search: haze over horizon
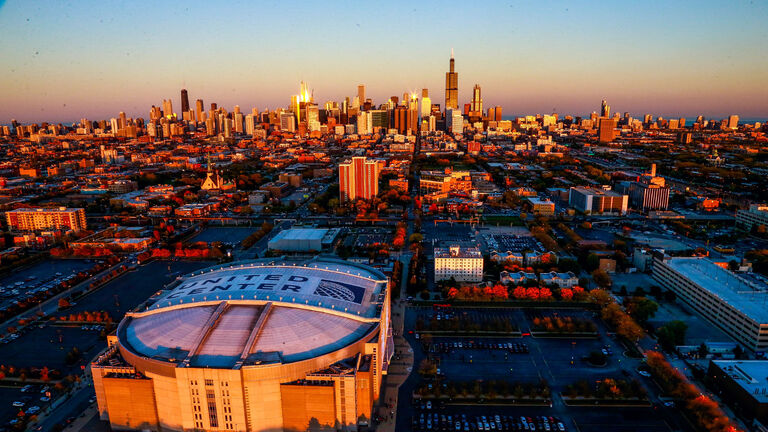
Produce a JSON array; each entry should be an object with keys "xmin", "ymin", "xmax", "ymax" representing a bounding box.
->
[{"xmin": 1, "ymin": 0, "xmax": 767, "ymax": 124}]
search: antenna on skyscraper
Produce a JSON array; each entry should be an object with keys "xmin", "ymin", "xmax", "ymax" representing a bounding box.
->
[{"xmin": 451, "ymin": 47, "xmax": 454, "ymax": 59}]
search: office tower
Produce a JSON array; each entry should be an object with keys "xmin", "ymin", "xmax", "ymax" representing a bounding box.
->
[
  {"xmin": 233, "ymin": 111, "xmax": 244, "ymax": 134},
  {"xmin": 180, "ymin": 89, "xmax": 189, "ymax": 114},
  {"xmin": 445, "ymin": 49, "xmax": 458, "ymax": 110},
  {"xmin": 339, "ymin": 156, "xmax": 380, "ymax": 202},
  {"xmin": 728, "ymin": 115, "xmax": 739, "ymax": 129},
  {"xmin": 118, "ymin": 111, "xmax": 127, "ymax": 129},
  {"xmin": 162, "ymin": 99, "xmax": 173, "ymax": 118},
  {"xmin": 600, "ymin": 99, "xmax": 610, "ymax": 118},
  {"xmin": 245, "ymin": 114, "xmax": 255, "ymax": 136},
  {"xmin": 421, "ymin": 89, "xmax": 431, "ymax": 117},
  {"xmin": 598, "ymin": 118, "xmax": 617, "ymax": 143},
  {"xmin": 210, "ymin": 102, "xmax": 217, "ymax": 111},
  {"xmin": 371, "ymin": 110, "xmax": 388, "ymax": 130},
  {"xmin": 407, "ymin": 97, "xmax": 419, "ymax": 135},
  {"xmin": 470, "ymin": 84, "xmax": 483, "ymax": 115},
  {"xmin": 280, "ymin": 112, "xmax": 296, "ymax": 132},
  {"xmin": 356, "ymin": 111, "xmax": 372, "ymax": 135},
  {"xmin": 492, "ymin": 106, "xmax": 502, "ymax": 122},
  {"xmin": 306, "ymin": 103, "xmax": 320, "ymax": 131},
  {"xmin": 393, "ymin": 106, "xmax": 408, "ymax": 134},
  {"xmin": 358, "ymin": 85, "xmax": 365, "ymax": 108},
  {"xmin": 446, "ymin": 108, "xmax": 463, "ymax": 135},
  {"xmin": 195, "ymin": 99, "xmax": 204, "ymax": 122},
  {"xmin": 110, "ymin": 118, "xmax": 118, "ymax": 134}
]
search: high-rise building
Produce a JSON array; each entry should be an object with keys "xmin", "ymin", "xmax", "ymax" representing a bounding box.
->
[
  {"xmin": 407, "ymin": 96, "xmax": 418, "ymax": 135},
  {"xmin": 118, "ymin": 111, "xmax": 127, "ymax": 129},
  {"xmin": 195, "ymin": 99, "xmax": 204, "ymax": 123},
  {"xmin": 600, "ymin": 99, "xmax": 610, "ymax": 118},
  {"xmin": 357, "ymin": 84, "xmax": 365, "ymax": 108},
  {"xmin": 393, "ymin": 106, "xmax": 408, "ymax": 134},
  {"xmin": 420, "ymin": 88, "xmax": 431, "ymax": 118},
  {"xmin": 279, "ymin": 112, "xmax": 296, "ymax": 132},
  {"xmin": 356, "ymin": 111, "xmax": 372, "ymax": 135},
  {"xmin": 728, "ymin": 115, "xmax": 739, "ymax": 130},
  {"xmin": 598, "ymin": 117, "xmax": 617, "ymax": 143},
  {"xmin": 470, "ymin": 84, "xmax": 483, "ymax": 115},
  {"xmin": 487, "ymin": 106, "xmax": 502, "ymax": 122},
  {"xmin": 445, "ymin": 49, "xmax": 458, "ymax": 111},
  {"xmin": 245, "ymin": 114, "xmax": 256, "ymax": 136},
  {"xmin": 180, "ymin": 89, "xmax": 189, "ymax": 114},
  {"xmin": 446, "ymin": 108, "xmax": 463, "ymax": 135},
  {"xmin": 162, "ymin": 99, "xmax": 173, "ymax": 118},
  {"xmin": 339, "ymin": 156, "xmax": 380, "ymax": 202}
]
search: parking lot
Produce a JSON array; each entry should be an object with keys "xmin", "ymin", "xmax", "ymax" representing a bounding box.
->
[
  {"xmin": 189, "ymin": 226, "xmax": 261, "ymax": 245},
  {"xmin": 0, "ymin": 258, "xmax": 93, "ymax": 312},
  {"xmin": 0, "ymin": 260, "xmax": 209, "ymax": 428},
  {"xmin": 398, "ymin": 305, "xmax": 689, "ymax": 432}
]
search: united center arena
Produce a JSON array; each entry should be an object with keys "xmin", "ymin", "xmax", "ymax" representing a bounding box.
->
[{"xmin": 92, "ymin": 258, "xmax": 393, "ymax": 432}]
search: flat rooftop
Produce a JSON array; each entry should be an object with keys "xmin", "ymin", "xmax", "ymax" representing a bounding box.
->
[
  {"xmin": 666, "ymin": 257, "xmax": 768, "ymax": 323},
  {"xmin": 712, "ymin": 360, "xmax": 768, "ymax": 403}
]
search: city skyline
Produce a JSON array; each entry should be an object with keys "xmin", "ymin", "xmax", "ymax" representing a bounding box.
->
[{"xmin": 1, "ymin": 0, "xmax": 767, "ymax": 123}]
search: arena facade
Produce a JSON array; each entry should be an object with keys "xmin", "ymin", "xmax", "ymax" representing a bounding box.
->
[{"xmin": 92, "ymin": 258, "xmax": 393, "ymax": 432}]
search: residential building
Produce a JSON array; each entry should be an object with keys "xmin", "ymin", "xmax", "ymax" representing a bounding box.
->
[
  {"xmin": 434, "ymin": 245, "xmax": 483, "ymax": 283},
  {"xmin": 6, "ymin": 207, "xmax": 86, "ymax": 233},
  {"xmin": 339, "ymin": 157, "xmax": 380, "ymax": 202}
]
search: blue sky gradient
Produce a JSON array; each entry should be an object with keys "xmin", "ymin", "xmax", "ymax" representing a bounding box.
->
[{"xmin": 1, "ymin": 0, "xmax": 766, "ymax": 123}]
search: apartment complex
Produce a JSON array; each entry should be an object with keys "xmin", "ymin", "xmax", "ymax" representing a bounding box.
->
[
  {"xmin": 5, "ymin": 207, "xmax": 87, "ymax": 233},
  {"xmin": 434, "ymin": 245, "xmax": 483, "ymax": 283},
  {"xmin": 652, "ymin": 254, "xmax": 768, "ymax": 351},
  {"xmin": 339, "ymin": 156, "xmax": 380, "ymax": 202}
]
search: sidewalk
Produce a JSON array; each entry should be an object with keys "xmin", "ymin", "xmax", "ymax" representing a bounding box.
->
[{"xmin": 377, "ymin": 297, "xmax": 415, "ymax": 432}]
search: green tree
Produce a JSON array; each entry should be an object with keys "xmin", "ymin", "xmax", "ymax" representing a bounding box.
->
[
  {"xmin": 409, "ymin": 233, "xmax": 424, "ymax": 243},
  {"xmin": 657, "ymin": 320, "xmax": 688, "ymax": 352},
  {"xmin": 591, "ymin": 269, "xmax": 612, "ymax": 288},
  {"xmin": 624, "ymin": 296, "xmax": 659, "ymax": 325}
]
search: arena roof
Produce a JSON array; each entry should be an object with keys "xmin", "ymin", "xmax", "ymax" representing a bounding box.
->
[{"xmin": 118, "ymin": 258, "xmax": 388, "ymax": 368}]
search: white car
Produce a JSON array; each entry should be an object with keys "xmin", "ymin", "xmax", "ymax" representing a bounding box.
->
[
  {"xmin": 638, "ymin": 370, "xmax": 651, "ymax": 377},
  {"xmin": 12, "ymin": 401, "xmax": 24, "ymax": 407}
]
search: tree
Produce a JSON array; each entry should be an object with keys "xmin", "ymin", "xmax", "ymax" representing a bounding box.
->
[
  {"xmin": 588, "ymin": 289, "xmax": 612, "ymax": 307},
  {"xmin": 624, "ymin": 296, "xmax": 658, "ymax": 325},
  {"xmin": 57, "ymin": 298, "xmax": 71, "ymax": 310},
  {"xmin": 409, "ymin": 233, "xmax": 423, "ymax": 243},
  {"xmin": 591, "ymin": 269, "xmax": 612, "ymax": 288},
  {"xmin": 657, "ymin": 320, "xmax": 688, "ymax": 352}
]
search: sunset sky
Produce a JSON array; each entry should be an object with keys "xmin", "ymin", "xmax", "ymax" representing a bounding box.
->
[{"xmin": 1, "ymin": 0, "xmax": 767, "ymax": 123}]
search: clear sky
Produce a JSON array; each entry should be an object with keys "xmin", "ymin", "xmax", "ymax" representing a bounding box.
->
[{"xmin": 1, "ymin": 0, "xmax": 767, "ymax": 124}]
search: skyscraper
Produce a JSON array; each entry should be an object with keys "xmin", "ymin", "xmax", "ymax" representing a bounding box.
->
[
  {"xmin": 600, "ymin": 99, "xmax": 610, "ymax": 118},
  {"xmin": 195, "ymin": 99, "xmax": 204, "ymax": 122},
  {"xmin": 470, "ymin": 84, "xmax": 482, "ymax": 116},
  {"xmin": 421, "ymin": 88, "xmax": 431, "ymax": 118},
  {"xmin": 339, "ymin": 156, "xmax": 380, "ymax": 202},
  {"xmin": 162, "ymin": 99, "xmax": 173, "ymax": 118},
  {"xmin": 180, "ymin": 89, "xmax": 189, "ymax": 114},
  {"xmin": 358, "ymin": 84, "xmax": 366, "ymax": 107},
  {"xmin": 445, "ymin": 49, "xmax": 458, "ymax": 111}
]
